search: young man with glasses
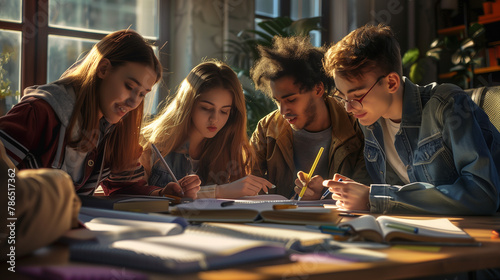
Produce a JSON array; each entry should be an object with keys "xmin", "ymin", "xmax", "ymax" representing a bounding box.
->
[
  {"xmin": 323, "ymin": 24, "xmax": 500, "ymax": 215},
  {"xmin": 249, "ymin": 36, "xmax": 371, "ymax": 200}
]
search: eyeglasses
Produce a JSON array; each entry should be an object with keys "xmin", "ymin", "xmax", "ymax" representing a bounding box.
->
[{"xmin": 334, "ymin": 75, "xmax": 386, "ymax": 110}]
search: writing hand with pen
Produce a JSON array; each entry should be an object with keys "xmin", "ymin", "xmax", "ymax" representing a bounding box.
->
[
  {"xmin": 151, "ymin": 174, "xmax": 201, "ymax": 200},
  {"xmin": 323, "ymin": 174, "xmax": 370, "ymax": 211},
  {"xmin": 150, "ymin": 144, "xmax": 200, "ymax": 200},
  {"xmin": 293, "ymin": 146, "xmax": 324, "ymax": 201},
  {"xmin": 294, "ymin": 172, "xmax": 325, "ymax": 200}
]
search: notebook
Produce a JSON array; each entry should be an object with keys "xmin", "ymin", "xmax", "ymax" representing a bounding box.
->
[
  {"xmin": 70, "ymin": 227, "xmax": 287, "ymax": 274},
  {"xmin": 79, "ymin": 206, "xmax": 188, "ymax": 227},
  {"xmin": 338, "ymin": 215, "xmax": 476, "ymax": 244},
  {"xmin": 171, "ymin": 199, "xmax": 340, "ymax": 225},
  {"xmin": 197, "ymin": 222, "xmax": 334, "ymax": 251},
  {"xmin": 79, "ymin": 194, "xmax": 173, "ymax": 213}
]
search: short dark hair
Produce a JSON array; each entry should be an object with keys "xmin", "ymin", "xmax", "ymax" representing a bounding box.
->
[
  {"xmin": 250, "ymin": 36, "xmax": 334, "ymax": 98},
  {"xmin": 324, "ymin": 24, "xmax": 402, "ymax": 81}
]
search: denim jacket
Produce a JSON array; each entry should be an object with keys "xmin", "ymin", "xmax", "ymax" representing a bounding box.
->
[
  {"xmin": 363, "ymin": 77, "xmax": 500, "ymax": 215},
  {"xmin": 148, "ymin": 142, "xmax": 217, "ymax": 198}
]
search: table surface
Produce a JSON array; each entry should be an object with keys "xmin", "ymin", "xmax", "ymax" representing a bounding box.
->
[{"xmin": 2, "ymin": 213, "xmax": 500, "ymax": 280}]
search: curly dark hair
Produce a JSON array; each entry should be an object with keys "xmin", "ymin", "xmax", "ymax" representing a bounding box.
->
[{"xmin": 250, "ymin": 36, "xmax": 334, "ymax": 98}]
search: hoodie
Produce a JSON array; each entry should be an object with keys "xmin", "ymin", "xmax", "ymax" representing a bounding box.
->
[{"xmin": 0, "ymin": 81, "xmax": 159, "ymax": 195}]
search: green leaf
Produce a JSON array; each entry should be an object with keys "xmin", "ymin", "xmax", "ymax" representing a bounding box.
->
[
  {"xmin": 288, "ymin": 17, "xmax": 322, "ymax": 36},
  {"xmin": 409, "ymin": 60, "xmax": 424, "ymax": 84},
  {"xmin": 402, "ymin": 47, "xmax": 419, "ymax": 68}
]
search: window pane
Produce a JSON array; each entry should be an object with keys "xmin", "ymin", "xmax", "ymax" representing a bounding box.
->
[
  {"xmin": 0, "ymin": 0, "xmax": 22, "ymax": 22},
  {"xmin": 144, "ymin": 46, "xmax": 160, "ymax": 117},
  {"xmin": 47, "ymin": 35, "xmax": 97, "ymax": 83},
  {"xmin": 49, "ymin": 0, "xmax": 159, "ymax": 39},
  {"xmin": 291, "ymin": 0, "xmax": 321, "ymax": 20},
  {"xmin": 255, "ymin": 0, "xmax": 280, "ymax": 18},
  {"xmin": 0, "ymin": 29, "xmax": 21, "ymax": 115}
]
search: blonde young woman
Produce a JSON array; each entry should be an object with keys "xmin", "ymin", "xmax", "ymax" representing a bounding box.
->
[
  {"xmin": 141, "ymin": 60, "xmax": 273, "ymax": 198},
  {"xmin": 0, "ymin": 29, "xmax": 196, "ymax": 198}
]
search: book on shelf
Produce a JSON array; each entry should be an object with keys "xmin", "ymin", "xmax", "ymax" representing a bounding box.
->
[
  {"xmin": 170, "ymin": 198, "xmax": 340, "ymax": 225},
  {"xmin": 78, "ymin": 194, "xmax": 173, "ymax": 213},
  {"xmin": 70, "ymin": 226, "xmax": 287, "ymax": 274},
  {"xmin": 338, "ymin": 215, "xmax": 476, "ymax": 244}
]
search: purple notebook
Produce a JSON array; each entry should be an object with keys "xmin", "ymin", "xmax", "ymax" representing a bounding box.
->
[{"xmin": 18, "ymin": 265, "xmax": 148, "ymax": 280}]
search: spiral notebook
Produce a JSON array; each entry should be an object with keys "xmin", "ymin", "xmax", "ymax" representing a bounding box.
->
[{"xmin": 171, "ymin": 198, "xmax": 340, "ymax": 224}]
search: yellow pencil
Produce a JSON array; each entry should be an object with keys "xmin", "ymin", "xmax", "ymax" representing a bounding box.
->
[{"xmin": 298, "ymin": 147, "xmax": 324, "ymax": 201}]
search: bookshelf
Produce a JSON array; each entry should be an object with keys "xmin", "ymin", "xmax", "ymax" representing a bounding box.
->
[{"xmin": 436, "ymin": 0, "xmax": 500, "ymax": 87}]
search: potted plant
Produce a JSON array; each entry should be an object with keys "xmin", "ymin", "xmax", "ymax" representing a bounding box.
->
[
  {"xmin": 0, "ymin": 52, "xmax": 20, "ymax": 116},
  {"xmin": 402, "ymin": 23, "xmax": 486, "ymax": 89},
  {"xmin": 226, "ymin": 16, "xmax": 322, "ymax": 135}
]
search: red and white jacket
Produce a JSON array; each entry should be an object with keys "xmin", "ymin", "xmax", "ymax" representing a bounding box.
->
[{"xmin": 0, "ymin": 82, "xmax": 160, "ymax": 195}]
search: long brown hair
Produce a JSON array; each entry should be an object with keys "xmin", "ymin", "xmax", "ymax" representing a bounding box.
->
[
  {"xmin": 142, "ymin": 60, "xmax": 252, "ymax": 185},
  {"xmin": 59, "ymin": 29, "xmax": 162, "ymax": 172}
]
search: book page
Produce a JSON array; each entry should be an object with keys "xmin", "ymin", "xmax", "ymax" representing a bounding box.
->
[
  {"xmin": 174, "ymin": 199, "xmax": 276, "ymax": 211},
  {"xmin": 376, "ymin": 216, "xmax": 474, "ymax": 243},
  {"xmin": 338, "ymin": 215, "xmax": 384, "ymax": 242},
  {"xmin": 84, "ymin": 218, "xmax": 184, "ymax": 244},
  {"xmin": 79, "ymin": 206, "xmax": 188, "ymax": 227},
  {"xmin": 237, "ymin": 194, "xmax": 290, "ymax": 201}
]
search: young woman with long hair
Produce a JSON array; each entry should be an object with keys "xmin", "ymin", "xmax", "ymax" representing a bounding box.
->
[
  {"xmin": 141, "ymin": 60, "xmax": 273, "ymax": 198},
  {"xmin": 0, "ymin": 29, "xmax": 197, "ymax": 198}
]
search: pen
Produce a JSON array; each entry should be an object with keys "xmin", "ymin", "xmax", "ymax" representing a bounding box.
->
[
  {"xmin": 151, "ymin": 143, "xmax": 184, "ymax": 196},
  {"xmin": 318, "ymin": 225, "xmax": 351, "ymax": 235},
  {"xmin": 221, "ymin": 201, "xmax": 235, "ymax": 207},
  {"xmin": 320, "ymin": 178, "xmax": 342, "ymax": 200},
  {"xmin": 298, "ymin": 147, "xmax": 324, "ymax": 201},
  {"xmin": 385, "ymin": 222, "xmax": 419, "ymax": 234}
]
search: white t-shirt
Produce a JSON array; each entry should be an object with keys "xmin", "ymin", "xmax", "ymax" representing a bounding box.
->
[{"xmin": 380, "ymin": 118, "xmax": 410, "ymax": 185}]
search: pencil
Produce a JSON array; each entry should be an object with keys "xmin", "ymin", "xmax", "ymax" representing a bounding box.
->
[
  {"xmin": 298, "ymin": 147, "xmax": 324, "ymax": 201},
  {"xmin": 151, "ymin": 143, "xmax": 184, "ymax": 196}
]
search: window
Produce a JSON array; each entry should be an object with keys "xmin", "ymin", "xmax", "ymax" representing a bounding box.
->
[
  {"xmin": 0, "ymin": 1, "xmax": 22, "ymax": 113},
  {"xmin": 254, "ymin": 0, "xmax": 323, "ymax": 47},
  {"xmin": 0, "ymin": 0, "xmax": 168, "ymax": 115}
]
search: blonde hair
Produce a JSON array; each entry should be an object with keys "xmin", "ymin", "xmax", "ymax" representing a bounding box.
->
[
  {"xmin": 142, "ymin": 60, "xmax": 252, "ymax": 185},
  {"xmin": 59, "ymin": 29, "xmax": 162, "ymax": 172}
]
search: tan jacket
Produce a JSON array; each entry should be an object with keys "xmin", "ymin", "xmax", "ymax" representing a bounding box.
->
[
  {"xmin": 0, "ymin": 142, "xmax": 81, "ymax": 259},
  {"xmin": 250, "ymin": 96, "xmax": 371, "ymax": 198}
]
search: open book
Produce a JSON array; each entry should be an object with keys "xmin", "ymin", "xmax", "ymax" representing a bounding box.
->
[
  {"xmin": 70, "ymin": 226, "xmax": 287, "ymax": 274},
  {"xmin": 338, "ymin": 215, "xmax": 476, "ymax": 244},
  {"xmin": 79, "ymin": 194, "xmax": 173, "ymax": 213},
  {"xmin": 171, "ymin": 199, "xmax": 340, "ymax": 225}
]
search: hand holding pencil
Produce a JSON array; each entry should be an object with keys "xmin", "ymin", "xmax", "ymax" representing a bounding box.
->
[
  {"xmin": 151, "ymin": 144, "xmax": 200, "ymax": 199},
  {"xmin": 294, "ymin": 147, "xmax": 325, "ymax": 200}
]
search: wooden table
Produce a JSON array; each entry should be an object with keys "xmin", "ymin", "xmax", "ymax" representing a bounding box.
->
[{"xmin": 2, "ymin": 214, "xmax": 500, "ymax": 280}]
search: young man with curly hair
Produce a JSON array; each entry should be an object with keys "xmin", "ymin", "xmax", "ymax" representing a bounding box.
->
[{"xmin": 250, "ymin": 36, "xmax": 370, "ymax": 200}]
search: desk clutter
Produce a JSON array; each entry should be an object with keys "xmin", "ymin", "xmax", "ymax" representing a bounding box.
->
[{"xmin": 58, "ymin": 196, "xmax": 479, "ymax": 274}]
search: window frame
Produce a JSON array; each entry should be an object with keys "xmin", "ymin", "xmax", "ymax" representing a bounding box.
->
[
  {"xmin": 254, "ymin": 0, "xmax": 331, "ymax": 45},
  {"xmin": 0, "ymin": 0, "xmax": 170, "ymax": 98}
]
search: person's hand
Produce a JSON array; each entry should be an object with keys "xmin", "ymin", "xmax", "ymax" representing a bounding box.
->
[
  {"xmin": 294, "ymin": 171, "xmax": 324, "ymax": 200},
  {"xmin": 216, "ymin": 175, "xmax": 274, "ymax": 198},
  {"xmin": 158, "ymin": 174, "xmax": 201, "ymax": 199},
  {"xmin": 178, "ymin": 174, "xmax": 201, "ymax": 199},
  {"xmin": 323, "ymin": 174, "xmax": 370, "ymax": 210}
]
